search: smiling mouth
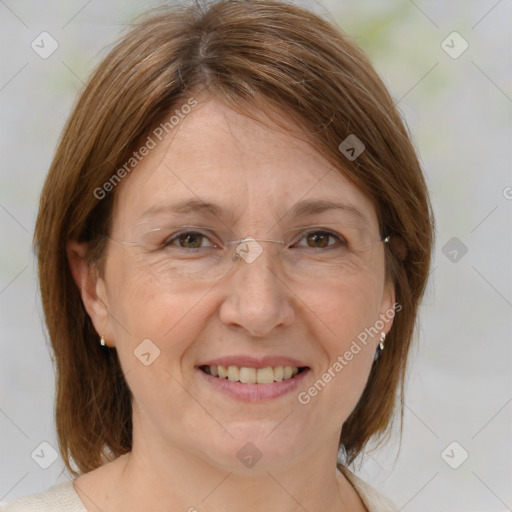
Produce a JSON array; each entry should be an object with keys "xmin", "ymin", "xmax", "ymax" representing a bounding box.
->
[{"xmin": 199, "ymin": 365, "xmax": 308, "ymax": 384}]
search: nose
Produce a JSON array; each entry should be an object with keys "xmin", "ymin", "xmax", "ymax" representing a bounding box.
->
[{"xmin": 218, "ymin": 240, "xmax": 295, "ymax": 337}]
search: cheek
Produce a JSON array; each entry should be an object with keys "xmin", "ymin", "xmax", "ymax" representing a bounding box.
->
[
  {"xmin": 300, "ymin": 272, "xmax": 383, "ymax": 420},
  {"xmin": 309, "ymin": 269, "xmax": 385, "ymax": 346},
  {"xmin": 102, "ymin": 260, "xmax": 207, "ymax": 413},
  {"xmin": 105, "ymin": 252, "xmax": 212, "ymax": 363}
]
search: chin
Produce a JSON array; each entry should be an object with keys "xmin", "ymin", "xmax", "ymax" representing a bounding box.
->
[{"xmin": 188, "ymin": 421, "xmax": 311, "ymax": 475}]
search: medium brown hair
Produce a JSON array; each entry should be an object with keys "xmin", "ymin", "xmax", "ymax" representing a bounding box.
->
[{"xmin": 33, "ymin": 0, "xmax": 434, "ymax": 474}]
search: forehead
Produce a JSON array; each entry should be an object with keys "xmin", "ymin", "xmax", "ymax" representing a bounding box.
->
[{"xmin": 112, "ymin": 97, "xmax": 379, "ymax": 232}]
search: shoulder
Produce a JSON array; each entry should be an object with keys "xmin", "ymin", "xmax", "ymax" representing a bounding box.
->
[
  {"xmin": 0, "ymin": 481, "xmax": 86, "ymax": 512},
  {"xmin": 338, "ymin": 465, "xmax": 399, "ymax": 512}
]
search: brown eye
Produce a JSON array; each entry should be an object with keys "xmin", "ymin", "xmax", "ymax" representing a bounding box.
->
[
  {"xmin": 302, "ymin": 231, "xmax": 338, "ymax": 249},
  {"xmin": 161, "ymin": 231, "xmax": 208, "ymax": 250},
  {"xmin": 307, "ymin": 232, "xmax": 329, "ymax": 248},
  {"xmin": 175, "ymin": 232, "xmax": 204, "ymax": 249}
]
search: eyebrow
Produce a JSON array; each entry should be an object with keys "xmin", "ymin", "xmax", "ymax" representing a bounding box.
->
[
  {"xmin": 288, "ymin": 198, "xmax": 368, "ymax": 223},
  {"xmin": 139, "ymin": 198, "xmax": 368, "ymax": 224}
]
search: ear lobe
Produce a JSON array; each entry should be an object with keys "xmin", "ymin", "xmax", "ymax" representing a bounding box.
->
[
  {"xmin": 66, "ymin": 240, "xmax": 110, "ymax": 339},
  {"xmin": 379, "ymin": 280, "xmax": 397, "ymax": 335}
]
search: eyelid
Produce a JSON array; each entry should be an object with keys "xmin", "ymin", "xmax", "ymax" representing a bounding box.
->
[
  {"xmin": 162, "ymin": 229, "xmax": 219, "ymax": 249},
  {"xmin": 292, "ymin": 229, "xmax": 346, "ymax": 248},
  {"xmin": 288, "ymin": 225, "xmax": 362, "ymax": 243},
  {"xmin": 141, "ymin": 226, "xmax": 219, "ymax": 243}
]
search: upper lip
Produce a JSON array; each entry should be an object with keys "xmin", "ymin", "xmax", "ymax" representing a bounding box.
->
[{"xmin": 199, "ymin": 355, "xmax": 309, "ymax": 368}]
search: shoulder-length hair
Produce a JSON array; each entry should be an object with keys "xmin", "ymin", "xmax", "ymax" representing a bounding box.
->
[{"xmin": 33, "ymin": 0, "xmax": 434, "ymax": 474}]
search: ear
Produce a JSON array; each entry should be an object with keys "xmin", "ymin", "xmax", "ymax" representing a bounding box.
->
[
  {"xmin": 378, "ymin": 278, "xmax": 397, "ymax": 337},
  {"xmin": 66, "ymin": 240, "xmax": 113, "ymax": 345}
]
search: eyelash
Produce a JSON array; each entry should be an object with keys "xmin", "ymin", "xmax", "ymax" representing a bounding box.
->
[{"xmin": 162, "ymin": 229, "xmax": 347, "ymax": 251}]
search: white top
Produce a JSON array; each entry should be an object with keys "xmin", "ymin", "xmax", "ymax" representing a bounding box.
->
[{"xmin": 0, "ymin": 466, "xmax": 398, "ymax": 511}]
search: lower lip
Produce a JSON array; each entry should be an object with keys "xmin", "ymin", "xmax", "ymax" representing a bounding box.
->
[{"xmin": 197, "ymin": 368, "xmax": 309, "ymax": 402}]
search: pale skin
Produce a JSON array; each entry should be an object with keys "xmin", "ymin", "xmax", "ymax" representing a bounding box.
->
[{"xmin": 67, "ymin": 96, "xmax": 395, "ymax": 512}]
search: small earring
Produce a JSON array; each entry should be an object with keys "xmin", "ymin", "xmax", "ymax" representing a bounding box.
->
[
  {"xmin": 373, "ymin": 332, "xmax": 386, "ymax": 362},
  {"xmin": 100, "ymin": 335, "xmax": 106, "ymax": 347},
  {"xmin": 379, "ymin": 332, "xmax": 386, "ymax": 351}
]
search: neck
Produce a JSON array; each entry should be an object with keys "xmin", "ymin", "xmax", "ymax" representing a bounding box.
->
[
  {"xmin": 119, "ymin": 449, "xmax": 344, "ymax": 512},
  {"xmin": 74, "ymin": 415, "xmax": 365, "ymax": 512}
]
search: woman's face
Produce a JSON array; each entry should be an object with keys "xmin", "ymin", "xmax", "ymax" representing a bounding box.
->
[{"xmin": 87, "ymin": 96, "xmax": 395, "ymax": 473}]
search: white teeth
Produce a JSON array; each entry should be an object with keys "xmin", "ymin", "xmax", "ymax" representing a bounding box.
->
[
  {"xmin": 204, "ymin": 364, "xmax": 302, "ymax": 384},
  {"xmin": 256, "ymin": 367, "xmax": 274, "ymax": 384},
  {"xmin": 227, "ymin": 365, "xmax": 239, "ymax": 382},
  {"xmin": 239, "ymin": 367, "xmax": 256, "ymax": 384},
  {"xmin": 218, "ymin": 365, "xmax": 228, "ymax": 379},
  {"xmin": 283, "ymin": 366, "xmax": 293, "ymax": 379}
]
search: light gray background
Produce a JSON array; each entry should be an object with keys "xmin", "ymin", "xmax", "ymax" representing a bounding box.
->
[{"xmin": 1, "ymin": 1, "xmax": 511, "ymax": 510}]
